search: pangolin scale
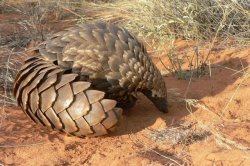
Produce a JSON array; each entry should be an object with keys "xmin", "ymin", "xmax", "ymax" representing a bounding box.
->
[{"xmin": 13, "ymin": 21, "xmax": 167, "ymax": 137}]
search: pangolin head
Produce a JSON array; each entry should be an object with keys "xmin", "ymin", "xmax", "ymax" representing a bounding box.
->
[{"xmin": 142, "ymin": 75, "xmax": 168, "ymax": 113}]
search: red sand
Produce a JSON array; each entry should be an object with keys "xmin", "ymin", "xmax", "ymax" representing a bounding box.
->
[{"xmin": 0, "ymin": 9, "xmax": 249, "ymax": 166}]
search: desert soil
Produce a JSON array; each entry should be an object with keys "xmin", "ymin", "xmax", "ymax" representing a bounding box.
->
[{"xmin": 0, "ymin": 7, "xmax": 250, "ymax": 166}]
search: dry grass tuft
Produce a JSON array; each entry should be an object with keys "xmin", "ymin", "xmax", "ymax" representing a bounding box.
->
[
  {"xmin": 150, "ymin": 124, "xmax": 210, "ymax": 145},
  {"xmin": 0, "ymin": 49, "xmax": 22, "ymax": 106},
  {"xmin": 130, "ymin": 134, "xmax": 193, "ymax": 166},
  {"xmin": 1, "ymin": 1, "xmax": 79, "ymax": 41}
]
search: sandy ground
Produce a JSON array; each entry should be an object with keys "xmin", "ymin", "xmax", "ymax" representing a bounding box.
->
[{"xmin": 0, "ymin": 7, "xmax": 250, "ymax": 166}]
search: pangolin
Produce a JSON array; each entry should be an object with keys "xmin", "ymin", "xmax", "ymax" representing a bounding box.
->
[{"xmin": 13, "ymin": 21, "xmax": 167, "ymax": 137}]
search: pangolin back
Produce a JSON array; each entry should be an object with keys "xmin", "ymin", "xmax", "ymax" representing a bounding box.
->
[{"xmin": 13, "ymin": 21, "xmax": 167, "ymax": 137}]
